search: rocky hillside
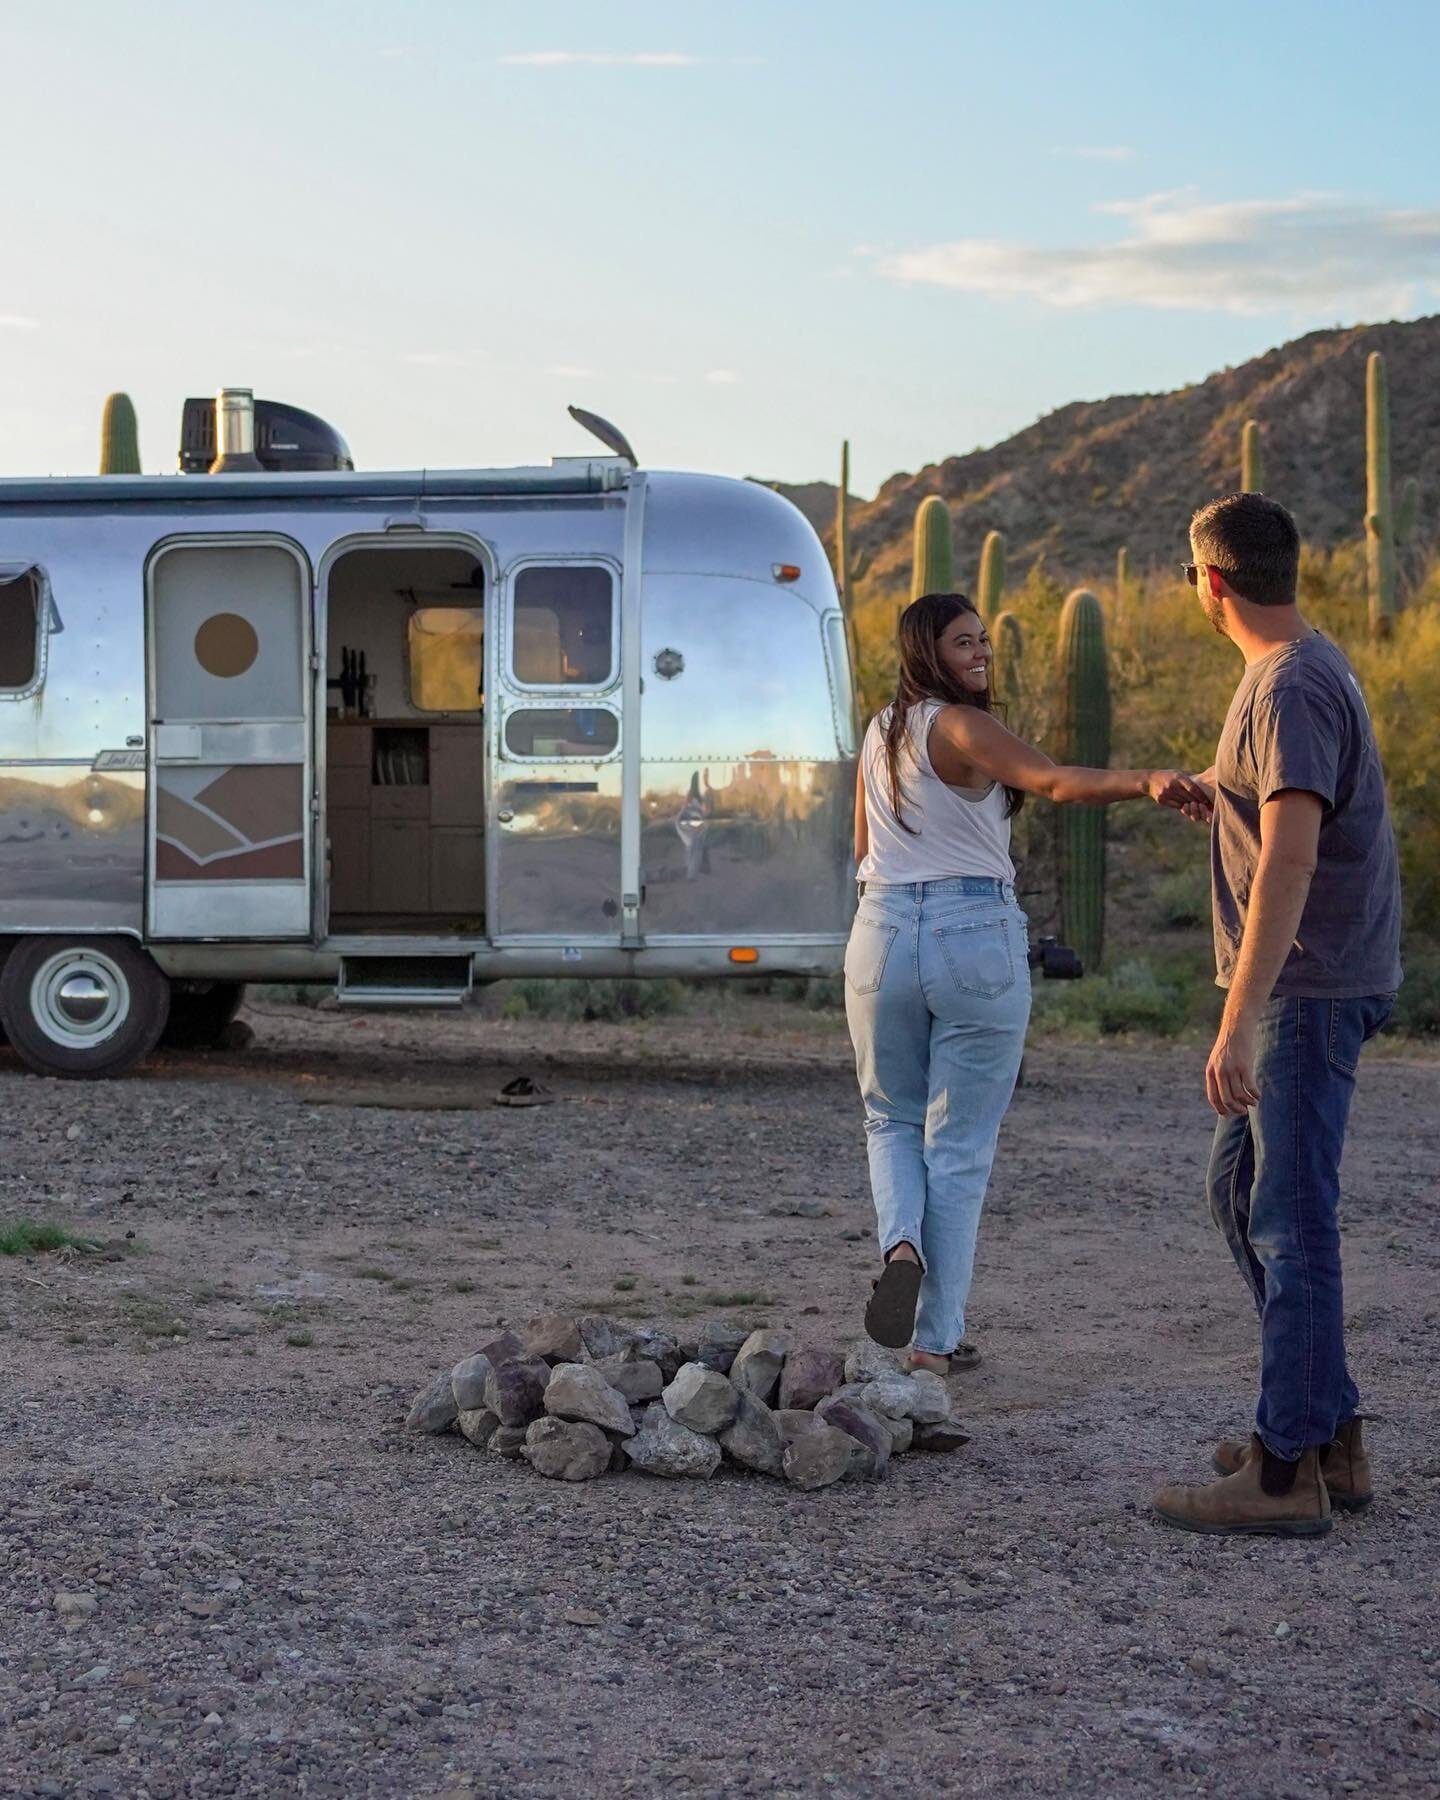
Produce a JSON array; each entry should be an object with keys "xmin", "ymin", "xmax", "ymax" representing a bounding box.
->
[{"xmin": 771, "ymin": 315, "xmax": 1440, "ymax": 589}]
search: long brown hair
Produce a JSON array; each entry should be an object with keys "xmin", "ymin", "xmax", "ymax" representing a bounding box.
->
[{"xmin": 881, "ymin": 591, "xmax": 1023, "ymax": 833}]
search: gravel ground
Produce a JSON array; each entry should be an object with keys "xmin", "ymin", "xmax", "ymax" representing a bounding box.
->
[{"xmin": 2, "ymin": 997, "xmax": 1438, "ymax": 1799}]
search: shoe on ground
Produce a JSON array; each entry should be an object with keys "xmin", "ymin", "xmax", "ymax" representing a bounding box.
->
[
  {"xmin": 1154, "ymin": 1436, "xmax": 1332, "ymax": 1537},
  {"xmin": 1213, "ymin": 1416, "xmax": 1372, "ymax": 1513}
]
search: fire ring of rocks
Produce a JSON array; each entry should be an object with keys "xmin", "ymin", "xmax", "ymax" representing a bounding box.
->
[{"xmin": 406, "ymin": 1314, "xmax": 968, "ymax": 1488}]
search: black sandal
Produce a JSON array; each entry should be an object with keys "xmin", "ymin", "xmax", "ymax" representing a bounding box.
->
[
  {"xmin": 495, "ymin": 1076, "xmax": 557, "ymax": 1108},
  {"xmin": 864, "ymin": 1257, "xmax": 924, "ymax": 1348}
]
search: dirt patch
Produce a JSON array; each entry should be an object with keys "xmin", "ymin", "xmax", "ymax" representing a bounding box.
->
[{"xmin": 2, "ymin": 999, "xmax": 1438, "ymax": 1798}]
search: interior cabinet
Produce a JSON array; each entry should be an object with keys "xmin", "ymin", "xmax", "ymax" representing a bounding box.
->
[
  {"xmin": 370, "ymin": 819, "xmax": 431, "ymax": 912},
  {"xmin": 327, "ymin": 721, "xmax": 484, "ymax": 920}
]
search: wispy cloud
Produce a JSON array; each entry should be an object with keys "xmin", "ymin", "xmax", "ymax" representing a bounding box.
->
[
  {"xmin": 1053, "ymin": 145, "xmax": 1136, "ymax": 163},
  {"xmin": 870, "ymin": 192, "xmax": 1440, "ymax": 317},
  {"xmin": 705, "ymin": 369, "xmax": 739, "ymax": 385},
  {"xmin": 500, "ymin": 51, "xmax": 699, "ymax": 68},
  {"xmin": 0, "ymin": 314, "xmax": 39, "ymax": 331}
]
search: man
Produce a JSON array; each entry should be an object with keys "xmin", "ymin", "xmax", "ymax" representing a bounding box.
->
[{"xmin": 1153, "ymin": 492, "xmax": 1402, "ymax": 1538}]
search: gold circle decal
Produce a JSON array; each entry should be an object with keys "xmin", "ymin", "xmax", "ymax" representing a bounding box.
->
[{"xmin": 194, "ymin": 612, "xmax": 259, "ymax": 679}]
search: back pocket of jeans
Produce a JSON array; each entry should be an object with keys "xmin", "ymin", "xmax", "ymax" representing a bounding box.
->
[
  {"xmin": 845, "ymin": 918, "xmax": 898, "ymax": 995},
  {"xmin": 935, "ymin": 918, "xmax": 1015, "ymax": 999}
]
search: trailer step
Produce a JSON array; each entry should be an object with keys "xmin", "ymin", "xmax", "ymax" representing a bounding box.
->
[{"xmin": 337, "ymin": 955, "xmax": 473, "ymax": 1008}]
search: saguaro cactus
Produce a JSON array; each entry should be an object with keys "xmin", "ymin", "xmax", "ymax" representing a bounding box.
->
[
  {"xmin": 1397, "ymin": 473, "xmax": 1419, "ymax": 545},
  {"xmin": 976, "ymin": 529, "xmax": 1006, "ymax": 622},
  {"xmin": 990, "ymin": 608, "xmax": 1024, "ymax": 709},
  {"xmin": 1055, "ymin": 588, "xmax": 1111, "ymax": 974},
  {"xmin": 100, "ymin": 392, "xmax": 141, "ymax": 475},
  {"xmin": 1365, "ymin": 352, "xmax": 1397, "ymax": 638},
  {"xmin": 1241, "ymin": 418, "xmax": 1263, "ymax": 493},
  {"xmin": 911, "ymin": 494, "xmax": 953, "ymax": 601}
]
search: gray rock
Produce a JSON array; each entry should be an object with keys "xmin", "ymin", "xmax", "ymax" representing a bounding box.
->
[
  {"xmin": 523, "ymin": 1417, "xmax": 611, "ymax": 1481},
  {"xmin": 879, "ymin": 1413, "xmax": 914, "ymax": 1454},
  {"xmin": 662, "ymin": 1362, "xmax": 740, "ymax": 1434},
  {"xmin": 859, "ymin": 1375, "xmax": 922, "ymax": 1419},
  {"xmin": 450, "ymin": 1354, "xmax": 496, "ymax": 1412},
  {"xmin": 521, "ymin": 1313, "xmax": 584, "ymax": 1365},
  {"xmin": 906, "ymin": 1369, "xmax": 952, "ymax": 1425},
  {"xmin": 778, "ymin": 1346, "xmax": 845, "ymax": 1411},
  {"xmin": 844, "ymin": 1340, "xmax": 906, "ymax": 1385},
  {"xmin": 483, "ymin": 1355, "xmax": 551, "ymax": 1427},
  {"xmin": 914, "ymin": 1421, "xmax": 971, "ymax": 1453},
  {"xmin": 593, "ymin": 1351, "xmax": 665, "ymax": 1405},
  {"xmin": 718, "ymin": 1391, "xmax": 785, "ymax": 1475},
  {"xmin": 815, "ymin": 1397, "xmax": 892, "ymax": 1480},
  {"xmin": 456, "ymin": 1407, "xmax": 500, "ymax": 1448},
  {"xmin": 631, "ymin": 1326, "xmax": 684, "ymax": 1381},
  {"xmin": 774, "ymin": 1408, "xmax": 826, "ymax": 1449},
  {"xmin": 696, "ymin": 1321, "xmax": 750, "ymax": 1373},
  {"xmin": 488, "ymin": 1425, "xmax": 529, "ymax": 1459},
  {"xmin": 859, "ymin": 1372, "xmax": 949, "ymax": 1424},
  {"xmin": 577, "ymin": 1315, "xmax": 639, "ymax": 1362},
  {"xmin": 450, "ymin": 1330, "xmax": 525, "ymax": 1409},
  {"xmin": 783, "ymin": 1424, "xmax": 856, "ymax": 1490},
  {"xmin": 406, "ymin": 1370, "xmax": 459, "ymax": 1434},
  {"xmin": 543, "ymin": 1362, "xmax": 636, "ymax": 1436},
  {"xmin": 625, "ymin": 1403, "xmax": 722, "ymax": 1479},
  {"xmin": 729, "ymin": 1329, "xmax": 787, "ymax": 1404}
]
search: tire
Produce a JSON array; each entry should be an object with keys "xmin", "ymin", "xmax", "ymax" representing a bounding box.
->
[
  {"xmin": 0, "ymin": 936, "xmax": 170, "ymax": 1079},
  {"xmin": 159, "ymin": 981, "xmax": 245, "ymax": 1050}
]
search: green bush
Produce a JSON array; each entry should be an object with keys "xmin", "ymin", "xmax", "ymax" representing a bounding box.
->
[
  {"xmin": 1151, "ymin": 865, "xmax": 1211, "ymax": 930},
  {"xmin": 1031, "ymin": 958, "xmax": 1195, "ymax": 1039},
  {"xmin": 1391, "ymin": 953, "xmax": 1440, "ymax": 1035},
  {"xmin": 500, "ymin": 978, "xmax": 685, "ymax": 1024}
]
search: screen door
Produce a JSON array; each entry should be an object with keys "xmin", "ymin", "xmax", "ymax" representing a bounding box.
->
[{"xmin": 146, "ymin": 538, "xmax": 313, "ymax": 938}]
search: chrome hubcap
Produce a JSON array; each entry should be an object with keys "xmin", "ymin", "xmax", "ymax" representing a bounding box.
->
[{"xmin": 30, "ymin": 951, "xmax": 130, "ymax": 1049}]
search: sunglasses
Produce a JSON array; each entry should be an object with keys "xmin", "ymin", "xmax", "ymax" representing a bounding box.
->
[{"xmin": 1183, "ymin": 561, "xmax": 1236, "ymax": 588}]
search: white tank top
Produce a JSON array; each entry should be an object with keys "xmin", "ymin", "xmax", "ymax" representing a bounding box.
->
[{"xmin": 857, "ymin": 700, "xmax": 1015, "ymax": 885}]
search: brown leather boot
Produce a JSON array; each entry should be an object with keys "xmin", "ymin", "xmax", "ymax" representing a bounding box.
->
[
  {"xmin": 1213, "ymin": 1418, "xmax": 1373, "ymax": 1513},
  {"xmin": 1154, "ymin": 1436, "xmax": 1332, "ymax": 1536}
]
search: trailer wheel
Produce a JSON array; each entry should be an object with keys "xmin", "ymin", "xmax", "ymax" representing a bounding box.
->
[
  {"xmin": 0, "ymin": 937, "xmax": 170, "ymax": 1079},
  {"xmin": 160, "ymin": 981, "xmax": 246, "ymax": 1049}
]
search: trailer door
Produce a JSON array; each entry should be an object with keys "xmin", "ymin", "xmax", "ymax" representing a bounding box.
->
[
  {"xmin": 491, "ymin": 557, "xmax": 623, "ymax": 942},
  {"xmin": 146, "ymin": 536, "xmax": 314, "ymax": 939}
]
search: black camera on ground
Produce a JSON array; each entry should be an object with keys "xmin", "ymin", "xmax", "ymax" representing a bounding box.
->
[{"xmin": 1028, "ymin": 936, "xmax": 1083, "ymax": 980}]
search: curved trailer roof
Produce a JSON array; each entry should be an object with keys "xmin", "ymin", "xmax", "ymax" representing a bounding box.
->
[{"xmin": 0, "ymin": 460, "xmax": 632, "ymax": 509}]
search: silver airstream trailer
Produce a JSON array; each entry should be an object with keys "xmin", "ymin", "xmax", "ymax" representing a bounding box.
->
[{"xmin": 0, "ymin": 391, "xmax": 858, "ymax": 1077}]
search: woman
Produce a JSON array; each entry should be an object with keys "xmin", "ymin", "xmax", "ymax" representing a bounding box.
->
[{"xmin": 848, "ymin": 592, "xmax": 1208, "ymax": 1374}]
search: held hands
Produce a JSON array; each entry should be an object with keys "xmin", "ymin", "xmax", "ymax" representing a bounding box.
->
[
  {"xmin": 1206, "ymin": 1017, "xmax": 1261, "ymax": 1117},
  {"xmin": 1146, "ymin": 770, "xmax": 1214, "ymax": 823}
]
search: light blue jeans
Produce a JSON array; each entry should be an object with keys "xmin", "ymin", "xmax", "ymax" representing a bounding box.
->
[{"xmin": 844, "ymin": 878, "xmax": 1032, "ymax": 1355}]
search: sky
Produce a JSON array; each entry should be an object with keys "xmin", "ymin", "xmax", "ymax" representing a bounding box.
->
[{"xmin": 2, "ymin": 0, "xmax": 1439, "ymax": 494}]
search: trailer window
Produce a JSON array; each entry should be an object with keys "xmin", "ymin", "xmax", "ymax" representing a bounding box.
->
[
  {"xmin": 408, "ymin": 606, "xmax": 484, "ymax": 712},
  {"xmin": 505, "ymin": 707, "xmax": 618, "ymax": 759},
  {"xmin": 512, "ymin": 565, "xmax": 614, "ymax": 687},
  {"xmin": 0, "ymin": 569, "xmax": 40, "ymax": 692}
]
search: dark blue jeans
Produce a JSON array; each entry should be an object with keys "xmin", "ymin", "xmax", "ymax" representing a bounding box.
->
[{"xmin": 1206, "ymin": 992, "xmax": 1394, "ymax": 1461}]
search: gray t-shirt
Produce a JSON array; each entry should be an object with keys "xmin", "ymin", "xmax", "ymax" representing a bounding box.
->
[{"xmin": 1212, "ymin": 632, "xmax": 1402, "ymax": 998}]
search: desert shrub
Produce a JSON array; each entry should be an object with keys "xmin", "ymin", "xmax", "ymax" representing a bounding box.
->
[
  {"xmin": 1031, "ymin": 957, "xmax": 1195, "ymax": 1039},
  {"xmin": 1151, "ymin": 864, "xmax": 1211, "ymax": 930},
  {"xmin": 1391, "ymin": 952, "xmax": 1440, "ymax": 1036},
  {"xmin": 500, "ymin": 978, "xmax": 685, "ymax": 1024}
]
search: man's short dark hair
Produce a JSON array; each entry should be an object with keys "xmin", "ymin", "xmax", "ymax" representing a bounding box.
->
[{"xmin": 1189, "ymin": 492, "xmax": 1301, "ymax": 607}]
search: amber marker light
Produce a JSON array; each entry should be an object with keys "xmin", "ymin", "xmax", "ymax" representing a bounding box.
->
[
  {"xmin": 729, "ymin": 947, "xmax": 760, "ymax": 964},
  {"xmin": 772, "ymin": 563, "xmax": 801, "ymax": 582}
]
